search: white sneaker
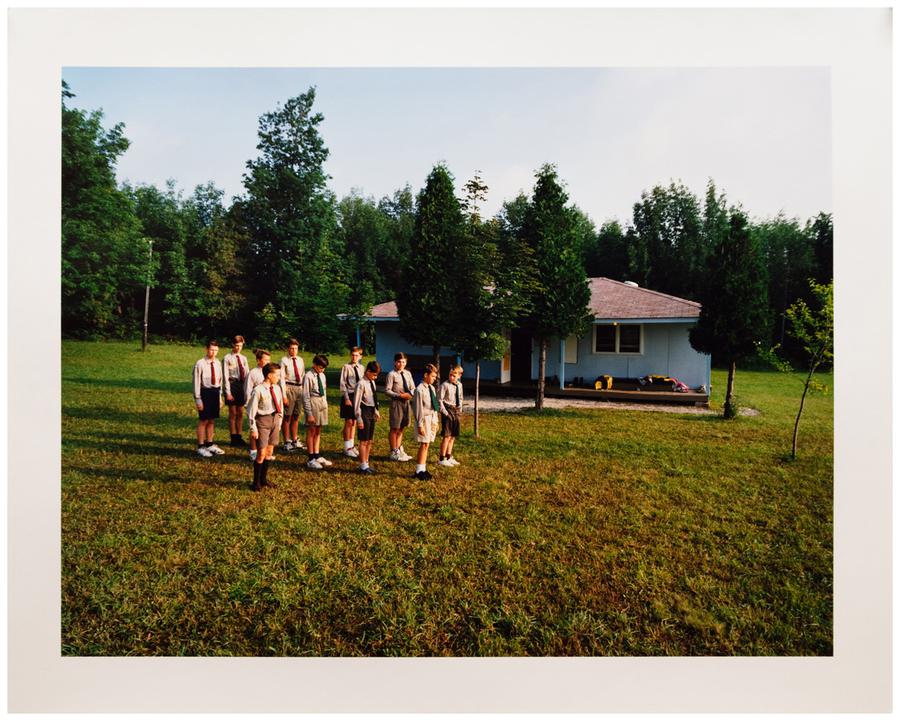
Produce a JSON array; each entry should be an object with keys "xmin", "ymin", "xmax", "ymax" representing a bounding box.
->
[
  {"xmin": 306, "ymin": 458, "xmax": 323, "ymax": 470},
  {"xmin": 207, "ymin": 444, "xmax": 225, "ymax": 455},
  {"xmin": 249, "ymin": 449, "xmax": 258, "ymax": 461},
  {"xmin": 197, "ymin": 446, "xmax": 213, "ymax": 458},
  {"xmin": 390, "ymin": 448, "xmax": 401, "ymax": 461},
  {"xmin": 399, "ymin": 446, "xmax": 413, "ymax": 461},
  {"xmin": 438, "ymin": 459, "xmax": 454, "ymax": 467},
  {"xmin": 344, "ymin": 447, "xmax": 359, "ymax": 458},
  {"xmin": 283, "ymin": 441, "xmax": 295, "ymax": 452},
  {"xmin": 294, "ymin": 440, "xmax": 307, "ymax": 450},
  {"xmin": 448, "ymin": 457, "xmax": 460, "ymax": 466},
  {"xmin": 317, "ymin": 457, "xmax": 333, "ymax": 467}
]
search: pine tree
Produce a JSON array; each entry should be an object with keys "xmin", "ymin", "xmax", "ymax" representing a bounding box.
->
[
  {"xmin": 397, "ymin": 163, "xmax": 465, "ymax": 375},
  {"xmin": 519, "ymin": 165, "xmax": 592, "ymax": 411},
  {"xmin": 238, "ymin": 88, "xmax": 347, "ymax": 351},
  {"xmin": 690, "ymin": 208, "xmax": 769, "ymax": 418}
]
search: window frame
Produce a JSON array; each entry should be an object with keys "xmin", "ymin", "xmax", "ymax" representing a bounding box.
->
[{"xmin": 591, "ymin": 323, "xmax": 644, "ymax": 356}]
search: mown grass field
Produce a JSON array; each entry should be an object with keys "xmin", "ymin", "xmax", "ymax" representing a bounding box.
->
[{"xmin": 61, "ymin": 340, "xmax": 832, "ymax": 656}]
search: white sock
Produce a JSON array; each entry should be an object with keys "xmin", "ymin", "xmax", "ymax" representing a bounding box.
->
[
  {"xmin": 345, "ymin": 439, "xmax": 354, "ymax": 450},
  {"xmin": 360, "ymin": 462, "xmax": 369, "ymax": 470},
  {"xmin": 416, "ymin": 464, "xmax": 426, "ymax": 473}
]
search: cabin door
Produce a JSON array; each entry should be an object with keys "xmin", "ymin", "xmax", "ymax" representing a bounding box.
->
[{"xmin": 510, "ymin": 329, "xmax": 532, "ymax": 383}]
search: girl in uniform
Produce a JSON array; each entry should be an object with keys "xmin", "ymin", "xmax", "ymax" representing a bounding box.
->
[
  {"xmin": 302, "ymin": 355, "xmax": 331, "ymax": 470},
  {"xmin": 244, "ymin": 348, "xmax": 270, "ymax": 461},
  {"xmin": 384, "ymin": 352, "xmax": 414, "ymax": 462},
  {"xmin": 353, "ymin": 361, "xmax": 381, "ymax": 474},
  {"xmin": 411, "ymin": 363, "xmax": 439, "ymax": 480},
  {"xmin": 339, "ymin": 347, "xmax": 364, "ymax": 458},
  {"xmin": 192, "ymin": 339, "xmax": 225, "ymax": 458},
  {"xmin": 223, "ymin": 335, "xmax": 250, "ymax": 447},
  {"xmin": 438, "ymin": 364, "xmax": 464, "ymax": 467},
  {"xmin": 246, "ymin": 362, "xmax": 284, "ymax": 491}
]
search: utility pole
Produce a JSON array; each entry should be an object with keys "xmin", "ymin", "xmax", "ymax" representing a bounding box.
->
[{"xmin": 142, "ymin": 239, "xmax": 153, "ymax": 351}]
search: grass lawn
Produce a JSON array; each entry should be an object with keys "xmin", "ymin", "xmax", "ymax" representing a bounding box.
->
[{"xmin": 61, "ymin": 340, "xmax": 832, "ymax": 656}]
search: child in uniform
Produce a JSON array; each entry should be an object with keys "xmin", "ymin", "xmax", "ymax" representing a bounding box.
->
[
  {"xmin": 384, "ymin": 352, "xmax": 415, "ymax": 462},
  {"xmin": 223, "ymin": 335, "xmax": 250, "ymax": 447},
  {"xmin": 192, "ymin": 339, "xmax": 225, "ymax": 457},
  {"xmin": 411, "ymin": 363, "xmax": 439, "ymax": 480},
  {"xmin": 246, "ymin": 362, "xmax": 284, "ymax": 491},
  {"xmin": 353, "ymin": 360, "xmax": 381, "ymax": 474},
  {"xmin": 438, "ymin": 364, "xmax": 464, "ymax": 467},
  {"xmin": 278, "ymin": 339, "xmax": 306, "ymax": 453},
  {"xmin": 302, "ymin": 354, "xmax": 331, "ymax": 470},
  {"xmin": 244, "ymin": 348, "xmax": 270, "ymax": 461},
  {"xmin": 339, "ymin": 347, "xmax": 364, "ymax": 458}
]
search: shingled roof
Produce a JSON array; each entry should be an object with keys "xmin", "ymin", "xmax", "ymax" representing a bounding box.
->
[{"xmin": 366, "ymin": 277, "xmax": 700, "ymax": 321}]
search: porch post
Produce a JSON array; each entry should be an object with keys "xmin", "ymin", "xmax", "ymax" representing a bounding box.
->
[
  {"xmin": 355, "ymin": 324, "xmax": 361, "ymax": 349},
  {"xmin": 559, "ymin": 337, "xmax": 566, "ymax": 390}
]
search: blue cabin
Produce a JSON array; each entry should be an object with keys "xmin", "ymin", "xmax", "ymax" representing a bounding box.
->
[{"xmin": 363, "ymin": 277, "xmax": 711, "ymax": 395}]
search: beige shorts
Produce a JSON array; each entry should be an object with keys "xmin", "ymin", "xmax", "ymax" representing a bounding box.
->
[
  {"xmin": 415, "ymin": 414, "xmax": 437, "ymax": 444},
  {"xmin": 284, "ymin": 384, "xmax": 303, "ymax": 418},
  {"xmin": 389, "ymin": 398, "xmax": 410, "ymax": 429},
  {"xmin": 305, "ymin": 394, "xmax": 329, "ymax": 426}
]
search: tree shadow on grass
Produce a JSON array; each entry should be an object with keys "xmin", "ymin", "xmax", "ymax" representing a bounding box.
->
[
  {"xmin": 63, "ymin": 406, "xmax": 191, "ymax": 427},
  {"xmin": 63, "ymin": 376, "xmax": 189, "ymax": 394},
  {"xmin": 62, "ymin": 462, "xmax": 246, "ymax": 489}
]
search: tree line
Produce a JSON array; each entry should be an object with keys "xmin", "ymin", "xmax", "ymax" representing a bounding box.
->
[{"xmin": 62, "ymin": 80, "xmax": 832, "ymax": 375}]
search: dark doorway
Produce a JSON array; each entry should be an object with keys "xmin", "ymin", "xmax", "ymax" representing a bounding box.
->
[{"xmin": 510, "ymin": 329, "xmax": 532, "ymax": 383}]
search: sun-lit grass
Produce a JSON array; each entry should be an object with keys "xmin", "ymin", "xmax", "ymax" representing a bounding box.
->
[{"xmin": 61, "ymin": 340, "xmax": 832, "ymax": 656}]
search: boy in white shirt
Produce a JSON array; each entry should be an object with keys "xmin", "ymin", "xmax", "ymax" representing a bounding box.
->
[
  {"xmin": 339, "ymin": 346, "xmax": 364, "ymax": 458},
  {"xmin": 278, "ymin": 338, "xmax": 306, "ymax": 452},
  {"xmin": 246, "ymin": 362, "xmax": 285, "ymax": 491},
  {"xmin": 438, "ymin": 365, "xmax": 464, "ymax": 467},
  {"xmin": 192, "ymin": 339, "xmax": 225, "ymax": 458},
  {"xmin": 223, "ymin": 334, "xmax": 250, "ymax": 447}
]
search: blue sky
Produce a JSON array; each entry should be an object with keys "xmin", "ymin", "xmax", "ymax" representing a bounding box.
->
[{"xmin": 63, "ymin": 67, "xmax": 831, "ymax": 226}]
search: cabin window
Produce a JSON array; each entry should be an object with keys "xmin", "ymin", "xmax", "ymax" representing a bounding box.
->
[
  {"xmin": 593, "ymin": 324, "xmax": 643, "ymax": 354},
  {"xmin": 594, "ymin": 325, "xmax": 616, "ymax": 353}
]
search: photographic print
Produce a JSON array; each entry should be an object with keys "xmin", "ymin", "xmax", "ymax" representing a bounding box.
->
[
  {"xmin": 9, "ymin": 6, "xmax": 890, "ymax": 713},
  {"xmin": 60, "ymin": 66, "xmax": 833, "ymax": 657}
]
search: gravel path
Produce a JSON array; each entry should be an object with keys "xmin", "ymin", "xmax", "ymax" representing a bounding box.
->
[{"xmin": 466, "ymin": 396, "xmax": 759, "ymax": 416}]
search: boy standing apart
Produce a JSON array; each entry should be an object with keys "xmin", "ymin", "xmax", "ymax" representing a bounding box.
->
[
  {"xmin": 244, "ymin": 348, "xmax": 270, "ymax": 461},
  {"xmin": 303, "ymin": 355, "xmax": 331, "ymax": 469},
  {"xmin": 223, "ymin": 335, "xmax": 250, "ymax": 447},
  {"xmin": 279, "ymin": 339, "xmax": 306, "ymax": 453},
  {"xmin": 246, "ymin": 362, "xmax": 284, "ymax": 491},
  {"xmin": 339, "ymin": 347, "xmax": 364, "ymax": 458},
  {"xmin": 438, "ymin": 364, "xmax": 464, "ymax": 467},
  {"xmin": 411, "ymin": 363, "xmax": 439, "ymax": 480},
  {"xmin": 192, "ymin": 339, "xmax": 225, "ymax": 457},
  {"xmin": 353, "ymin": 361, "xmax": 381, "ymax": 474},
  {"xmin": 384, "ymin": 352, "xmax": 414, "ymax": 462}
]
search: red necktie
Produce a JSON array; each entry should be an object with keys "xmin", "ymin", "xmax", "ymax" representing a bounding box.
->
[
  {"xmin": 292, "ymin": 358, "xmax": 300, "ymax": 382},
  {"xmin": 210, "ymin": 362, "xmax": 216, "ymax": 385},
  {"xmin": 269, "ymin": 386, "xmax": 280, "ymax": 413},
  {"xmin": 238, "ymin": 356, "xmax": 245, "ymax": 381}
]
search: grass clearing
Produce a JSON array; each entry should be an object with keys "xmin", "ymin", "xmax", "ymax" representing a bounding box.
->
[{"xmin": 61, "ymin": 340, "xmax": 832, "ymax": 655}]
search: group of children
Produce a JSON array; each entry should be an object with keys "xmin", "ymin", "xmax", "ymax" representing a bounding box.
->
[{"xmin": 192, "ymin": 338, "xmax": 466, "ymax": 490}]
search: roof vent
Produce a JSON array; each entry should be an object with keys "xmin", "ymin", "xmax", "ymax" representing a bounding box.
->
[{"xmin": 624, "ymin": 280, "xmax": 639, "ymax": 287}]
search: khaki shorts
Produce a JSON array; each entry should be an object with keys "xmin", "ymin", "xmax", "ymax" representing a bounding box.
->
[
  {"xmin": 389, "ymin": 398, "xmax": 410, "ymax": 429},
  {"xmin": 255, "ymin": 412, "xmax": 281, "ymax": 449},
  {"xmin": 415, "ymin": 414, "xmax": 437, "ymax": 444},
  {"xmin": 284, "ymin": 384, "xmax": 303, "ymax": 418},
  {"xmin": 306, "ymin": 394, "xmax": 329, "ymax": 426}
]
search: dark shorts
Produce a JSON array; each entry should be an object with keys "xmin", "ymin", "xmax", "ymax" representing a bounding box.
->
[
  {"xmin": 441, "ymin": 407, "xmax": 460, "ymax": 438},
  {"xmin": 340, "ymin": 397, "xmax": 357, "ymax": 420},
  {"xmin": 357, "ymin": 405, "xmax": 377, "ymax": 442},
  {"xmin": 198, "ymin": 386, "xmax": 221, "ymax": 421},
  {"xmin": 225, "ymin": 382, "xmax": 246, "ymax": 407},
  {"xmin": 389, "ymin": 398, "xmax": 410, "ymax": 429}
]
